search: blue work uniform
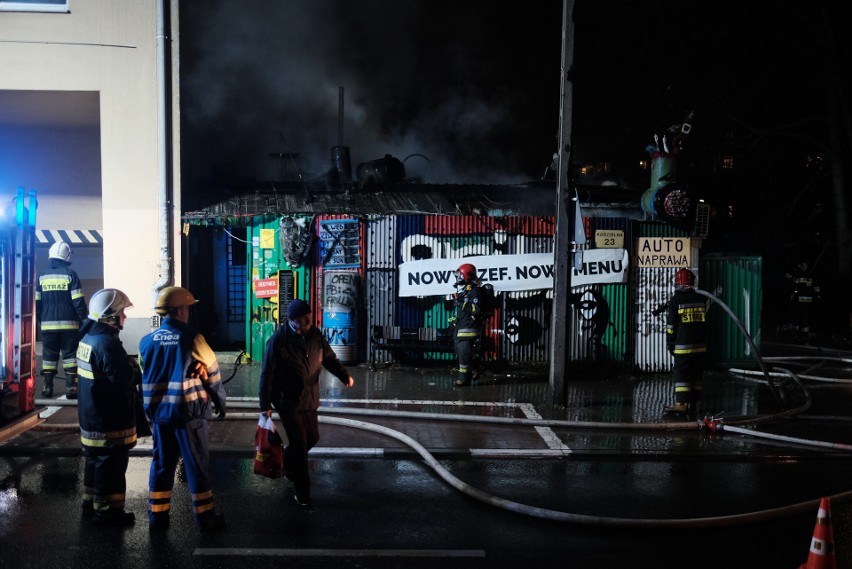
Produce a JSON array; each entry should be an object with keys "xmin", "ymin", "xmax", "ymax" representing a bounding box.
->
[{"xmin": 139, "ymin": 317, "xmax": 226, "ymax": 527}]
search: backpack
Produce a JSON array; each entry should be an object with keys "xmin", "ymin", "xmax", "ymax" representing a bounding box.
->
[{"xmin": 476, "ymin": 283, "xmax": 496, "ymax": 321}]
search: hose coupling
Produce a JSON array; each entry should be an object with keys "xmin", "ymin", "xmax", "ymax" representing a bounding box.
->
[{"xmin": 701, "ymin": 415, "xmax": 725, "ymax": 432}]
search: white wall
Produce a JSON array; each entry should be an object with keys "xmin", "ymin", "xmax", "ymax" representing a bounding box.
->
[{"xmin": 0, "ymin": 0, "xmax": 182, "ymax": 351}]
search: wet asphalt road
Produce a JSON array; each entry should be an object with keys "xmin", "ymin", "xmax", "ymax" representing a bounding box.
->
[{"xmin": 2, "ymin": 341, "xmax": 852, "ymax": 568}]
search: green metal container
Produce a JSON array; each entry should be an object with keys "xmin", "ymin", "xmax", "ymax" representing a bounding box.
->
[
  {"xmin": 246, "ymin": 214, "xmax": 312, "ymax": 362},
  {"xmin": 699, "ymin": 254, "xmax": 762, "ymax": 365}
]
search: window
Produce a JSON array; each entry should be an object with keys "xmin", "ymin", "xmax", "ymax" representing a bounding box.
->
[
  {"xmin": 226, "ymin": 229, "xmax": 247, "ymax": 324},
  {"xmin": 0, "ymin": 0, "xmax": 68, "ymax": 12}
]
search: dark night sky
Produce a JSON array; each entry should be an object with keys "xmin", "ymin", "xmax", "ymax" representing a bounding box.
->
[
  {"xmin": 179, "ymin": 2, "xmax": 841, "ymax": 202},
  {"xmin": 180, "ymin": 1, "xmax": 563, "ymax": 192}
]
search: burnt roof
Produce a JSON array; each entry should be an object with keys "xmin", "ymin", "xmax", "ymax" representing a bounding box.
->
[{"xmin": 182, "ymin": 180, "xmax": 643, "ymax": 223}]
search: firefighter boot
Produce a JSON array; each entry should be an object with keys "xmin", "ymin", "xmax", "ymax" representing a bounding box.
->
[
  {"xmin": 65, "ymin": 373, "xmax": 78, "ymax": 400},
  {"xmin": 664, "ymin": 402, "xmax": 695, "ymax": 418},
  {"xmin": 41, "ymin": 372, "xmax": 55, "ymax": 398},
  {"xmin": 454, "ymin": 372, "xmax": 472, "ymax": 386}
]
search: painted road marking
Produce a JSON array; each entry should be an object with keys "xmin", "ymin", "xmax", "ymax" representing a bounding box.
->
[{"xmin": 228, "ymin": 397, "xmax": 571, "ymax": 453}]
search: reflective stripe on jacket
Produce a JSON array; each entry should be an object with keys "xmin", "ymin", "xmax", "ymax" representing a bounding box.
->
[
  {"xmin": 139, "ymin": 318, "xmax": 226, "ymax": 425},
  {"xmin": 666, "ymin": 289, "xmax": 707, "ymax": 355},
  {"xmin": 36, "ymin": 262, "xmax": 87, "ymax": 332}
]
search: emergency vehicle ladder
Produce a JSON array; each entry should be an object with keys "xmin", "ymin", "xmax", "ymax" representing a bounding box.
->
[{"xmin": 2, "ymin": 187, "xmax": 38, "ymax": 417}]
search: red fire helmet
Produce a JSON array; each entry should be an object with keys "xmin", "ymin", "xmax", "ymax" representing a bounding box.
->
[{"xmin": 674, "ymin": 268, "xmax": 695, "ymax": 288}]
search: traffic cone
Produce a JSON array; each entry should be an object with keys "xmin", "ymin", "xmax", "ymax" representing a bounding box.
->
[{"xmin": 799, "ymin": 497, "xmax": 836, "ymax": 569}]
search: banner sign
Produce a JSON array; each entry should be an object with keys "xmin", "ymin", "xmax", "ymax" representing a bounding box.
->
[
  {"xmin": 318, "ymin": 219, "xmax": 361, "ymax": 268},
  {"xmin": 634, "ymin": 237, "xmax": 691, "ymax": 268},
  {"xmin": 398, "ymin": 250, "xmax": 628, "ymax": 297}
]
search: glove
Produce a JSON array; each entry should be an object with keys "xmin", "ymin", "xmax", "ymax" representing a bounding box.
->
[
  {"xmin": 188, "ymin": 361, "xmax": 208, "ymax": 380},
  {"xmin": 212, "ymin": 405, "xmax": 226, "ymax": 421},
  {"xmin": 667, "ymin": 343, "xmax": 675, "ymax": 355}
]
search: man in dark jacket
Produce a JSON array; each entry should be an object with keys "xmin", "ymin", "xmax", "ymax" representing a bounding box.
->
[
  {"xmin": 37, "ymin": 240, "xmax": 88, "ymax": 398},
  {"xmin": 259, "ymin": 298, "xmax": 354, "ymax": 509},
  {"xmin": 664, "ymin": 268, "xmax": 708, "ymax": 418},
  {"xmin": 139, "ymin": 286, "xmax": 227, "ymax": 533},
  {"xmin": 76, "ymin": 288, "xmax": 137, "ymax": 527}
]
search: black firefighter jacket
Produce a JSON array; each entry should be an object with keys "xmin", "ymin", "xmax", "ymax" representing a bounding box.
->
[
  {"xmin": 665, "ymin": 289, "xmax": 708, "ymax": 356},
  {"xmin": 76, "ymin": 320, "xmax": 138, "ymax": 452},
  {"xmin": 36, "ymin": 260, "xmax": 87, "ymax": 332}
]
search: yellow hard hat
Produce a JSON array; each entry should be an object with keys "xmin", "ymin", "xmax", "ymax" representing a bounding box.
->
[{"xmin": 154, "ymin": 286, "xmax": 198, "ymax": 315}]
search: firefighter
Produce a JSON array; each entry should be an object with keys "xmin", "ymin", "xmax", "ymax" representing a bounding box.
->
[
  {"xmin": 785, "ymin": 258, "xmax": 821, "ymax": 343},
  {"xmin": 450, "ymin": 263, "xmax": 484, "ymax": 386},
  {"xmin": 664, "ymin": 268, "xmax": 708, "ymax": 418},
  {"xmin": 36, "ymin": 241, "xmax": 87, "ymax": 398},
  {"xmin": 139, "ymin": 287, "xmax": 227, "ymax": 533},
  {"xmin": 76, "ymin": 288, "xmax": 137, "ymax": 527}
]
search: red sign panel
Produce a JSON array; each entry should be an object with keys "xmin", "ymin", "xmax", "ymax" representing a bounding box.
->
[{"xmin": 254, "ymin": 278, "xmax": 278, "ymax": 298}]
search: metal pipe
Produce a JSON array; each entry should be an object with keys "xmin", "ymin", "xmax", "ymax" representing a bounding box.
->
[{"xmin": 152, "ymin": 0, "xmax": 173, "ymax": 305}]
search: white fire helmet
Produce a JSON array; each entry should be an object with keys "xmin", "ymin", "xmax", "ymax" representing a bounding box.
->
[
  {"xmin": 88, "ymin": 288, "xmax": 133, "ymax": 326},
  {"xmin": 48, "ymin": 241, "xmax": 72, "ymax": 262}
]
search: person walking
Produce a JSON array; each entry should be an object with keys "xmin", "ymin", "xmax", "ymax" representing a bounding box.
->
[
  {"xmin": 36, "ymin": 240, "xmax": 87, "ymax": 398},
  {"xmin": 138, "ymin": 286, "xmax": 227, "ymax": 533},
  {"xmin": 450, "ymin": 263, "xmax": 486, "ymax": 386},
  {"xmin": 76, "ymin": 288, "xmax": 137, "ymax": 527},
  {"xmin": 258, "ymin": 298, "xmax": 354, "ymax": 509},
  {"xmin": 664, "ymin": 268, "xmax": 708, "ymax": 418}
]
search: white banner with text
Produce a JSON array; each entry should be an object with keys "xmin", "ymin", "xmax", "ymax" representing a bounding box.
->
[{"xmin": 398, "ymin": 250, "xmax": 628, "ymax": 297}]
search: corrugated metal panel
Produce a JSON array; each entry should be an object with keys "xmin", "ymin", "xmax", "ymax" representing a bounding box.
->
[
  {"xmin": 366, "ymin": 216, "xmax": 397, "ymax": 365},
  {"xmin": 243, "ymin": 211, "xmax": 652, "ymax": 368},
  {"xmin": 246, "ymin": 214, "xmax": 311, "ymax": 361},
  {"xmin": 700, "ymin": 254, "xmax": 762, "ymax": 365},
  {"xmin": 598, "ymin": 283, "xmax": 629, "ymax": 362},
  {"xmin": 314, "ymin": 215, "xmax": 366, "ymax": 362},
  {"xmin": 368, "ymin": 214, "xmax": 557, "ymax": 364},
  {"xmin": 632, "ymin": 267, "xmax": 673, "ymax": 372},
  {"xmin": 580, "ymin": 217, "xmax": 632, "ymax": 363},
  {"xmin": 630, "ymin": 221, "xmax": 692, "ymax": 373}
]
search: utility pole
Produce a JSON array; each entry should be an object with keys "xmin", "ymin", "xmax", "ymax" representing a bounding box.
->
[{"xmin": 549, "ymin": 0, "xmax": 575, "ymax": 405}]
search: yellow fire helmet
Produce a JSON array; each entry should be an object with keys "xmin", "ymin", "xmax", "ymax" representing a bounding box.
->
[{"xmin": 154, "ymin": 286, "xmax": 198, "ymax": 315}]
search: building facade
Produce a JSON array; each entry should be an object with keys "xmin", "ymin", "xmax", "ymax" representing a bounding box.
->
[{"xmin": 0, "ymin": 0, "xmax": 181, "ymax": 350}]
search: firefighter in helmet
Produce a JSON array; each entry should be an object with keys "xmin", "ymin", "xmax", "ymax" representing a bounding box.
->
[
  {"xmin": 785, "ymin": 258, "xmax": 821, "ymax": 343},
  {"xmin": 138, "ymin": 286, "xmax": 227, "ymax": 533},
  {"xmin": 664, "ymin": 268, "xmax": 708, "ymax": 418},
  {"xmin": 76, "ymin": 288, "xmax": 137, "ymax": 526},
  {"xmin": 36, "ymin": 241, "xmax": 88, "ymax": 398},
  {"xmin": 450, "ymin": 263, "xmax": 484, "ymax": 386}
]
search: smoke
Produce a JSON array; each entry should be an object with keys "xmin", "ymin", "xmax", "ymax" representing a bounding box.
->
[{"xmin": 180, "ymin": 1, "xmax": 562, "ymax": 194}]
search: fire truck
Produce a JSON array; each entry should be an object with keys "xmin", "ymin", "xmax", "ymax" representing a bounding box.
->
[{"xmin": 0, "ymin": 187, "xmax": 37, "ymax": 424}]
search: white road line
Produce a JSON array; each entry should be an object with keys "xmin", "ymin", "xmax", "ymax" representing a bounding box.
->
[
  {"xmin": 194, "ymin": 548, "xmax": 486, "ymax": 558},
  {"xmin": 185, "ymin": 397, "xmax": 569, "ymax": 454},
  {"xmin": 517, "ymin": 403, "xmax": 571, "ymax": 451}
]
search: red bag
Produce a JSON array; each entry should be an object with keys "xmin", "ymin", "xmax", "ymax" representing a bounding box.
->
[{"xmin": 253, "ymin": 414, "xmax": 285, "ymax": 479}]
